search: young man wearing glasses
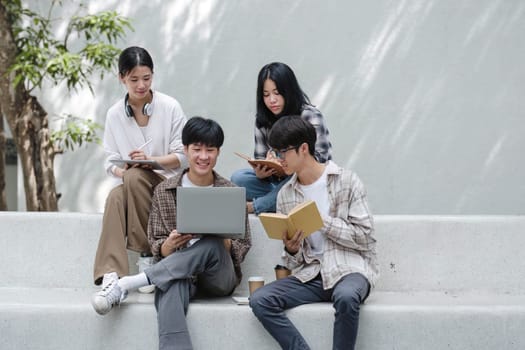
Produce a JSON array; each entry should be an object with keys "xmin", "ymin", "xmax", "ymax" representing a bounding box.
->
[{"xmin": 249, "ymin": 115, "xmax": 378, "ymax": 350}]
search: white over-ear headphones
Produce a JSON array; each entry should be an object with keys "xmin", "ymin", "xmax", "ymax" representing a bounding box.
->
[{"xmin": 124, "ymin": 91, "xmax": 153, "ymax": 117}]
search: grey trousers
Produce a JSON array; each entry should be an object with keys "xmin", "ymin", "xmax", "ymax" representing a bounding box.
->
[{"xmin": 145, "ymin": 238, "xmax": 237, "ymax": 350}]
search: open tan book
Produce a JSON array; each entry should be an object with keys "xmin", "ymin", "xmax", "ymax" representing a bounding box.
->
[
  {"xmin": 258, "ymin": 200, "xmax": 324, "ymax": 239},
  {"xmin": 234, "ymin": 152, "xmax": 286, "ymax": 177}
]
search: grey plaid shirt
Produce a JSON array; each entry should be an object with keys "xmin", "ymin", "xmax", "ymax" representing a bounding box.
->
[
  {"xmin": 278, "ymin": 161, "xmax": 379, "ymax": 290},
  {"xmin": 253, "ymin": 105, "xmax": 332, "ymax": 162},
  {"xmin": 147, "ymin": 169, "xmax": 252, "ymax": 284}
]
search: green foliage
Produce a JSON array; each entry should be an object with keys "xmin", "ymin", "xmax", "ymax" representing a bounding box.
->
[
  {"xmin": 1, "ymin": 0, "xmax": 133, "ymax": 153},
  {"xmin": 50, "ymin": 114, "xmax": 103, "ymax": 151},
  {"xmin": 6, "ymin": 1, "xmax": 132, "ymax": 93}
]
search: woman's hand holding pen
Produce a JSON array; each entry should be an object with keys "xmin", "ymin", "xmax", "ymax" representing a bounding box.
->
[
  {"xmin": 128, "ymin": 139, "xmax": 152, "ymax": 168},
  {"xmin": 112, "ymin": 139, "xmax": 152, "ymax": 176},
  {"xmin": 129, "ymin": 149, "xmax": 148, "ymax": 161},
  {"xmin": 125, "ymin": 151, "xmax": 149, "ymax": 169},
  {"xmin": 129, "ymin": 138, "xmax": 151, "ymax": 160}
]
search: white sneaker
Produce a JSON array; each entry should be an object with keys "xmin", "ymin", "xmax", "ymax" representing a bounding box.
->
[
  {"xmin": 91, "ymin": 272, "xmax": 128, "ymax": 315},
  {"xmin": 101, "ymin": 271, "xmax": 118, "ymax": 288},
  {"xmin": 137, "ymin": 255, "xmax": 155, "ymax": 294}
]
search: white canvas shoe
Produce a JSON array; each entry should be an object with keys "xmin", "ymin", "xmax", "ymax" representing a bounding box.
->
[{"xmin": 91, "ymin": 272, "xmax": 128, "ymax": 315}]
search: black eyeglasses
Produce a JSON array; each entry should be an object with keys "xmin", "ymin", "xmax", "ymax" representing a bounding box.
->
[{"xmin": 272, "ymin": 145, "xmax": 298, "ymax": 159}]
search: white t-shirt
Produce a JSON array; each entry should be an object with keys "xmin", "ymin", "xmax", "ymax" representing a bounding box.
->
[{"xmin": 298, "ymin": 165, "xmax": 330, "ymax": 257}]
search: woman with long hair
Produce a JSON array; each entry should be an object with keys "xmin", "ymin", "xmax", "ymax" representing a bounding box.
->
[
  {"xmin": 231, "ymin": 62, "xmax": 332, "ymax": 214},
  {"xmin": 93, "ymin": 46, "xmax": 187, "ymax": 289}
]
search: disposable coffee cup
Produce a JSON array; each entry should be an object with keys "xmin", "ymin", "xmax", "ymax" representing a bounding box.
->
[
  {"xmin": 274, "ymin": 264, "xmax": 291, "ymax": 280},
  {"xmin": 248, "ymin": 276, "xmax": 265, "ymax": 295}
]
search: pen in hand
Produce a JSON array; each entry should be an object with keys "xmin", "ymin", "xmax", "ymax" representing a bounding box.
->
[
  {"xmin": 128, "ymin": 138, "xmax": 152, "ymax": 161},
  {"xmin": 137, "ymin": 139, "xmax": 152, "ymax": 150}
]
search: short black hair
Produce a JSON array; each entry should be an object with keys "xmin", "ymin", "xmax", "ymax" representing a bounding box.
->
[
  {"xmin": 182, "ymin": 116, "xmax": 224, "ymax": 147},
  {"xmin": 268, "ymin": 115, "xmax": 316, "ymax": 157},
  {"xmin": 118, "ymin": 46, "xmax": 154, "ymax": 77}
]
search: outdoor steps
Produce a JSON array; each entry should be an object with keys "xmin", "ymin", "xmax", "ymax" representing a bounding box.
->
[{"xmin": 1, "ymin": 212, "xmax": 525, "ymax": 349}]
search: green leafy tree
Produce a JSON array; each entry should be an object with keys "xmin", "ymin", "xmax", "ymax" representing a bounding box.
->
[{"xmin": 0, "ymin": 0, "xmax": 132, "ymax": 210}]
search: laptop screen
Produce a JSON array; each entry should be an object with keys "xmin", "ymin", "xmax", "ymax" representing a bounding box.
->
[{"xmin": 176, "ymin": 186, "xmax": 246, "ymax": 238}]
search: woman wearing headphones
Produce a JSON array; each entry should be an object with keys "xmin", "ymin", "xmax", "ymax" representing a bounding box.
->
[{"xmin": 93, "ymin": 46, "xmax": 187, "ymax": 289}]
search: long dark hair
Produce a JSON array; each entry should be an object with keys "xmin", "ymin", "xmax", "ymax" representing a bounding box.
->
[
  {"xmin": 118, "ymin": 46, "xmax": 154, "ymax": 77},
  {"xmin": 255, "ymin": 62, "xmax": 311, "ymax": 129}
]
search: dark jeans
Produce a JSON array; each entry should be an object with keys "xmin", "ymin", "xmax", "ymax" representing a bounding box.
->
[
  {"xmin": 249, "ymin": 273, "xmax": 370, "ymax": 350},
  {"xmin": 230, "ymin": 168, "xmax": 290, "ymax": 214}
]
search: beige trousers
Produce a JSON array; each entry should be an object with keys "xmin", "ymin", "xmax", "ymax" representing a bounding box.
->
[{"xmin": 93, "ymin": 168, "xmax": 165, "ymax": 285}]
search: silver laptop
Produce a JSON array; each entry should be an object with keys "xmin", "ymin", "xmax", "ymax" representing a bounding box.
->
[{"xmin": 176, "ymin": 186, "xmax": 246, "ymax": 238}]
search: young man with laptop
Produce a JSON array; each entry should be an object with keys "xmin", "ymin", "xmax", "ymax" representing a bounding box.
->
[
  {"xmin": 91, "ymin": 116, "xmax": 251, "ymax": 350},
  {"xmin": 249, "ymin": 116, "xmax": 378, "ymax": 350}
]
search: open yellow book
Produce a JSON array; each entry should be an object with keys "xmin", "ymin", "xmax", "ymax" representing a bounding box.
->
[
  {"xmin": 258, "ymin": 200, "xmax": 324, "ymax": 239},
  {"xmin": 234, "ymin": 152, "xmax": 286, "ymax": 177}
]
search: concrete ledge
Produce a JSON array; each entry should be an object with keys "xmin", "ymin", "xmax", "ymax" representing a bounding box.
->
[
  {"xmin": 2, "ymin": 212, "xmax": 525, "ymax": 349},
  {"xmin": 376, "ymin": 215, "xmax": 525, "ymax": 294},
  {"xmin": 3, "ymin": 212, "xmax": 525, "ymax": 293},
  {"xmin": 2, "ymin": 288, "xmax": 525, "ymax": 350},
  {"xmin": 2, "ymin": 212, "xmax": 101, "ymax": 289}
]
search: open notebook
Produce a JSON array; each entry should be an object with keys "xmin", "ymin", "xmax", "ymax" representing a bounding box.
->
[{"xmin": 176, "ymin": 186, "xmax": 246, "ymax": 239}]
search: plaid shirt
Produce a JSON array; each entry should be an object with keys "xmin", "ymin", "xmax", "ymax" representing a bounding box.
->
[
  {"xmin": 278, "ymin": 161, "xmax": 379, "ymax": 290},
  {"xmin": 253, "ymin": 105, "xmax": 332, "ymax": 162},
  {"xmin": 148, "ymin": 169, "xmax": 252, "ymax": 284}
]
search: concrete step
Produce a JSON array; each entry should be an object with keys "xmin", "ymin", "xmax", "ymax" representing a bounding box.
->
[
  {"xmin": 2, "ymin": 212, "xmax": 525, "ymax": 349},
  {"xmin": 2, "ymin": 287, "xmax": 525, "ymax": 350},
  {"xmin": 3, "ymin": 212, "xmax": 525, "ymax": 293},
  {"xmin": 375, "ymin": 215, "xmax": 525, "ymax": 294}
]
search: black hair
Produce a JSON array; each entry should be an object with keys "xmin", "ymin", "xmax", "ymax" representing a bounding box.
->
[
  {"xmin": 255, "ymin": 62, "xmax": 311, "ymax": 129},
  {"xmin": 182, "ymin": 116, "xmax": 224, "ymax": 148},
  {"xmin": 118, "ymin": 46, "xmax": 154, "ymax": 77},
  {"xmin": 268, "ymin": 115, "xmax": 316, "ymax": 157}
]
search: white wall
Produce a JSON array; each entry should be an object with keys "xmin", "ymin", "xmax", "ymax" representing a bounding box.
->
[{"xmin": 23, "ymin": 0, "xmax": 525, "ymax": 214}]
